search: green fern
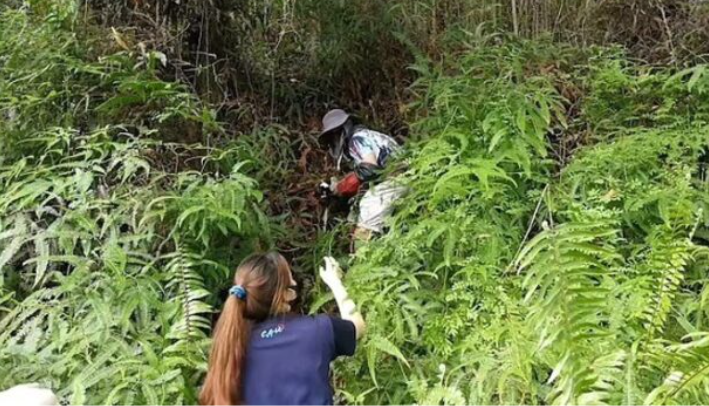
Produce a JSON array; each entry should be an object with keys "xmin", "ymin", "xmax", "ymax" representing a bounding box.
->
[
  {"xmin": 0, "ymin": 215, "xmax": 29, "ymax": 279},
  {"xmin": 164, "ymin": 247, "xmax": 214, "ymax": 342},
  {"xmin": 645, "ymin": 333, "xmax": 709, "ymax": 405},
  {"xmin": 640, "ymin": 227, "xmax": 693, "ymax": 339},
  {"xmin": 515, "ymin": 220, "xmax": 622, "ymax": 405}
]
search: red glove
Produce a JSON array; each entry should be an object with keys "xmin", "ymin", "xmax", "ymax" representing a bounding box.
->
[{"xmin": 334, "ymin": 172, "xmax": 362, "ymax": 197}]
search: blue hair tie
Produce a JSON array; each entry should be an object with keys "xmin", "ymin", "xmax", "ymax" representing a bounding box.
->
[{"xmin": 229, "ymin": 285, "xmax": 247, "ymax": 300}]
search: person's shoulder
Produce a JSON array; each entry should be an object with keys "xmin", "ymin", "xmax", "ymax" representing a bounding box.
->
[
  {"xmin": 293, "ymin": 314, "xmax": 336, "ymax": 330},
  {"xmin": 351, "ymin": 128, "xmax": 391, "ymax": 147},
  {"xmin": 286, "ymin": 313, "xmax": 328, "ymax": 321},
  {"xmin": 283, "ymin": 314, "xmax": 331, "ymax": 328},
  {"xmin": 358, "ymin": 127, "xmax": 397, "ymax": 142},
  {"xmin": 281, "ymin": 314, "xmax": 335, "ymax": 340},
  {"xmin": 350, "ymin": 126, "xmax": 370, "ymax": 139},
  {"xmin": 310, "ymin": 313, "xmax": 334, "ymax": 327}
]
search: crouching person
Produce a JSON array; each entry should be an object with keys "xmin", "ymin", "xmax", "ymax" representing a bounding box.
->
[
  {"xmin": 200, "ymin": 252, "xmax": 365, "ymax": 405},
  {"xmin": 318, "ymin": 109, "xmax": 407, "ymax": 246}
]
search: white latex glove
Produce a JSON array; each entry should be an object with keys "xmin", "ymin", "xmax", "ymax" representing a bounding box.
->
[
  {"xmin": 318, "ymin": 256, "xmax": 366, "ymax": 339},
  {"xmin": 319, "ymin": 256, "xmax": 343, "ymax": 288}
]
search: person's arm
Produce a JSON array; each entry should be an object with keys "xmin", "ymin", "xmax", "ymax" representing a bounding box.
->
[
  {"xmin": 319, "ymin": 257, "xmax": 366, "ymax": 339},
  {"xmin": 331, "ymin": 162, "xmax": 380, "ymax": 197},
  {"xmin": 354, "ymin": 162, "xmax": 381, "ymax": 183},
  {"xmin": 332, "ymin": 172, "xmax": 362, "ymax": 198},
  {"xmin": 325, "ymin": 137, "xmax": 381, "ymax": 198}
]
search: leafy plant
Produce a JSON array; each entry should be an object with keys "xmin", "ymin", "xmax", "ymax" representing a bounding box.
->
[{"xmin": 0, "ymin": 4, "xmax": 273, "ymax": 404}]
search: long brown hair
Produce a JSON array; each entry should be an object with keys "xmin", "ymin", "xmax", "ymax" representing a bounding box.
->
[{"xmin": 199, "ymin": 252, "xmax": 292, "ymax": 405}]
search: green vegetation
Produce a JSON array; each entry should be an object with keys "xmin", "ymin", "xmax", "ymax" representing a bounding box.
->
[
  {"xmin": 2, "ymin": 1, "xmax": 709, "ymax": 405},
  {"xmin": 338, "ymin": 42, "xmax": 709, "ymax": 404},
  {"xmin": 0, "ymin": 4, "xmax": 272, "ymax": 403}
]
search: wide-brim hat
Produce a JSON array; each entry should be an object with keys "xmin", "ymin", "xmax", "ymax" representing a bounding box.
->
[{"xmin": 319, "ymin": 109, "xmax": 353, "ymax": 137}]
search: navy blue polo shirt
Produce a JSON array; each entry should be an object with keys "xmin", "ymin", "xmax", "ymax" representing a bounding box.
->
[{"xmin": 242, "ymin": 314, "xmax": 356, "ymax": 405}]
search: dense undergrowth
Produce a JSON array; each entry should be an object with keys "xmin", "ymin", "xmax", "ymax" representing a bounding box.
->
[
  {"xmin": 336, "ymin": 42, "xmax": 709, "ymax": 405},
  {"xmin": 2, "ymin": 1, "xmax": 709, "ymax": 405},
  {"xmin": 0, "ymin": 4, "xmax": 275, "ymax": 403}
]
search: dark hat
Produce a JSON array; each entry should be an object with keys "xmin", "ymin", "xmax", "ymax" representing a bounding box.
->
[{"xmin": 320, "ymin": 109, "xmax": 350, "ymax": 137}]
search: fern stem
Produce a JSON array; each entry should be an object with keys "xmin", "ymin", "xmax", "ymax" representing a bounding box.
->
[
  {"xmin": 510, "ymin": 184, "xmax": 548, "ymax": 274},
  {"xmin": 662, "ymin": 361, "xmax": 709, "ymax": 404}
]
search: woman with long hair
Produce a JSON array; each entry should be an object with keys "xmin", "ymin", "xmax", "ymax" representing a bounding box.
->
[{"xmin": 199, "ymin": 252, "xmax": 365, "ymax": 405}]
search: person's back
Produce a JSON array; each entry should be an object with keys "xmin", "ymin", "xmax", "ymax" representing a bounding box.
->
[
  {"xmin": 199, "ymin": 254, "xmax": 365, "ymax": 406},
  {"xmin": 243, "ymin": 314, "xmax": 355, "ymax": 405}
]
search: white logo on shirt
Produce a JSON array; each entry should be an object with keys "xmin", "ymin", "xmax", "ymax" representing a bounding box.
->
[{"xmin": 260, "ymin": 324, "xmax": 285, "ymax": 339}]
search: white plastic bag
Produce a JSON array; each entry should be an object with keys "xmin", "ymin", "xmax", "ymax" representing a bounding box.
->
[
  {"xmin": 0, "ymin": 383, "xmax": 59, "ymax": 406},
  {"xmin": 357, "ymin": 180, "xmax": 408, "ymax": 233}
]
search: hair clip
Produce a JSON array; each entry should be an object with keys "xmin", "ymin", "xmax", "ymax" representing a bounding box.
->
[{"xmin": 229, "ymin": 285, "xmax": 247, "ymax": 300}]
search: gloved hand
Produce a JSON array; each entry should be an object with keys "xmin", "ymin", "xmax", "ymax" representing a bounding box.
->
[
  {"xmin": 318, "ymin": 178, "xmax": 338, "ymax": 200},
  {"xmin": 318, "ymin": 182, "xmax": 332, "ymax": 199},
  {"xmin": 319, "ymin": 256, "xmax": 343, "ymax": 289}
]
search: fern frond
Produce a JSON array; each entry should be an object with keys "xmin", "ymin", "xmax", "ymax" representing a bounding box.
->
[
  {"xmin": 31, "ymin": 230, "xmax": 50, "ymax": 287},
  {"xmin": 0, "ymin": 214, "xmax": 28, "ymax": 273},
  {"xmin": 640, "ymin": 227, "xmax": 693, "ymax": 339},
  {"xmin": 516, "ymin": 219, "xmax": 621, "ymax": 405},
  {"xmin": 645, "ymin": 333, "xmax": 709, "ymax": 405},
  {"xmin": 165, "ymin": 247, "xmax": 212, "ymax": 342},
  {"xmin": 577, "ymin": 350, "xmax": 627, "ymax": 405}
]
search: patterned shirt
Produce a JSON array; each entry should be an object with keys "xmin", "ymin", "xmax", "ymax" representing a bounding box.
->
[{"xmin": 347, "ymin": 127, "xmax": 400, "ymax": 168}]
